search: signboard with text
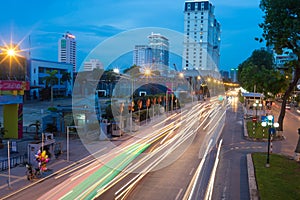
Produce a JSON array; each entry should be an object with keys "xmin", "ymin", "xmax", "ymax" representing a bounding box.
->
[{"xmin": 0, "ymin": 80, "xmax": 30, "ymax": 91}]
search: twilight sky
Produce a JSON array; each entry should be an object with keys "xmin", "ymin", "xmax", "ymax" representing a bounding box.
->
[{"xmin": 0, "ymin": 0, "xmax": 265, "ymax": 71}]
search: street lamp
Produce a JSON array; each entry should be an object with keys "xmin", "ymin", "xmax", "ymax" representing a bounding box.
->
[
  {"xmin": 253, "ymin": 102, "xmax": 257, "ymax": 118},
  {"xmin": 261, "ymin": 115, "xmax": 279, "ymax": 167}
]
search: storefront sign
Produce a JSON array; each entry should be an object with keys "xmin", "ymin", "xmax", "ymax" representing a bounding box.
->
[{"xmin": 0, "ymin": 80, "xmax": 30, "ymax": 91}]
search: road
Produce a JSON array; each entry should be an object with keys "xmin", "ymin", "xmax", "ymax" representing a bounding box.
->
[
  {"xmin": 212, "ymin": 97, "xmax": 300, "ymax": 200},
  {"xmin": 5, "ymin": 98, "xmax": 226, "ymax": 200}
]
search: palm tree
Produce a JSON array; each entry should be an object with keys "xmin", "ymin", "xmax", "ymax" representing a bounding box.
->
[
  {"xmin": 103, "ymin": 70, "xmax": 119, "ymax": 97},
  {"xmin": 43, "ymin": 70, "xmax": 58, "ymax": 106},
  {"xmin": 61, "ymin": 71, "xmax": 71, "ymax": 96},
  {"xmin": 29, "ymin": 120, "xmax": 41, "ymax": 140}
]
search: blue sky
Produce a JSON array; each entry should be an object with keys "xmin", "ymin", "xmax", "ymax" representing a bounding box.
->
[{"xmin": 0, "ymin": 0, "xmax": 265, "ymax": 71}]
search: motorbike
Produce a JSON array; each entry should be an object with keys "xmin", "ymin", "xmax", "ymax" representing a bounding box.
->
[{"xmin": 25, "ymin": 163, "xmax": 42, "ymax": 181}]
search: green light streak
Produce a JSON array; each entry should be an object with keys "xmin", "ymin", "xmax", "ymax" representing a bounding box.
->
[{"xmin": 62, "ymin": 143, "xmax": 150, "ymax": 200}]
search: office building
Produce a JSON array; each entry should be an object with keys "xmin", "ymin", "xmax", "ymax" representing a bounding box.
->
[
  {"xmin": 133, "ymin": 33, "xmax": 169, "ymax": 75},
  {"xmin": 58, "ymin": 32, "xmax": 77, "ymax": 72},
  {"xmin": 183, "ymin": 0, "xmax": 221, "ymax": 72},
  {"xmin": 29, "ymin": 59, "xmax": 73, "ymax": 99},
  {"xmin": 148, "ymin": 32, "xmax": 169, "ymax": 71},
  {"xmin": 83, "ymin": 59, "xmax": 103, "ymax": 71},
  {"xmin": 133, "ymin": 45, "xmax": 153, "ymax": 67},
  {"xmin": 230, "ymin": 68, "xmax": 238, "ymax": 83}
]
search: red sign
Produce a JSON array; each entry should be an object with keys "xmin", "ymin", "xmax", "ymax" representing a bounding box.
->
[{"xmin": 0, "ymin": 80, "xmax": 30, "ymax": 91}]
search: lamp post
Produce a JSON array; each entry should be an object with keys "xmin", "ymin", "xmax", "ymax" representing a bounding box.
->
[
  {"xmin": 261, "ymin": 115, "xmax": 279, "ymax": 167},
  {"xmin": 259, "ymin": 102, "xmax": 262, "ymax": 119},
  {"xmin": 253, "ymin": 101, "xmax": 258, "ymax": 119}
]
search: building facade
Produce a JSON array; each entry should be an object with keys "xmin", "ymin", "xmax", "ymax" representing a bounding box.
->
[
  {"xmin": 29, "ymin": 59, "xmax": 73, "ymax": 99},
  {"xmin": 83, "ymin": 59, "xmax": 103, "ymax": 71},
  {"xmin": 230, "ymin": 68, "xmax": 238, "ymax": 83},
  {"xmin": 133, "ymin": 33, "xmax": 170, "ymax": 75},
  {"xmin": 182, "ymin": 0, "xmax": 221, "ymax": 73},
  {"xmin": 133, "ymin": 45, "xmax": 153, "ymax": 68},
  {"xmin": 58, "ymin": 32, "xmax": 77, "ymax": 72},
  {"xmin": 148, "ymin": 32, "xmax": 169, "ymax": 71}
]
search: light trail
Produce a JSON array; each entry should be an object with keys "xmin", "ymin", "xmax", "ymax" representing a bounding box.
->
[
  {"xmin": 40, "ymin": 100, "xmax": 225, "ymax": 200},
  {"xmin": 183, "ymin": 139, "xmax": 213, "ymax": 200},
  {"xmin": 204, "ymin": 139, "xmax": 223, "ymax": 200}
]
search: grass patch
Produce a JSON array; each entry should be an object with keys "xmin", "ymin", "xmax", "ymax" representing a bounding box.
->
[
  {"xmin": 252, "ymin": 153, "xmax": 300, "ymax": 200},
  {"xmin": 246, "ymin": 121, "xmax": 269, "ymax": 139}
]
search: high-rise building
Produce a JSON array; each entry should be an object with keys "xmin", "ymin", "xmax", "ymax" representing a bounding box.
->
[
  {"xmin": 133, "ymin": 33, "xmax": 169, "ymax": 75},
  {"xmin": 133, "ymin": 45, "xmax": 153, "ymax": 67},
  {"xmin": 230, "ymin": 68, "xmax": 238, "ymax": 82},
  {"xmin": 183, "ymin": 0, "xmax": 221, "ymax": 72},
  {"xmin": 148, "ymin": 32, "xmax": 169, "ymax": 71},
  {"xmin": 83, "ymin": 59, "xmax": 103, "ymax": 71},
  {"xmin": 58, "ymin": 32, "xmax": 76, "ymax": 72}
]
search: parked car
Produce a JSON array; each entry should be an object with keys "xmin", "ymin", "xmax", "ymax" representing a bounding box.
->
[{"xmin": 286, "ymin": 104, "xmax": 291, "ymax": 110}]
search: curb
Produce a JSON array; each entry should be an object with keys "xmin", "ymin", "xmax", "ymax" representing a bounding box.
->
[{"xmin": 247, "ymin": 154, "xmax": 259, "ymax": 200}]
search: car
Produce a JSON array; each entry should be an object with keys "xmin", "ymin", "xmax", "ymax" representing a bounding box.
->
[
  {"xmin": 286, "ymin": 104, "xmax": 291, "ymax": 110},
  {"xmin": 297, "ymin": 108, "xmax": 300, "ymax": 115}
]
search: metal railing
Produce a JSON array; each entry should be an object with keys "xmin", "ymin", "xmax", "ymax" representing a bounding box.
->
[{"xmin": 0, "ymin": 154, "xmax": 26, "ymax": 171}]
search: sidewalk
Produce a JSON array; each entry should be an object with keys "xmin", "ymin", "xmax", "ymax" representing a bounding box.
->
[{"xmin": 243, "ymin": 102, "xmax": 300, "ymax": 200}]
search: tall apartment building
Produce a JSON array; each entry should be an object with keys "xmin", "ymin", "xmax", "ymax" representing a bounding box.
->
[
  {"xmin": 182, "ymin": 0, "xmax": 221, "ymax": 73},
  {"xmin": 133, "ymin": 45, "xmax": 153, "ymax": 67},
  {"xmin": 133, "ymin": 33, "xmax": 169, "ymax": 75},
  {"xmin": 58, "ymin": 32, "xmax": 76, "ymax": 72},
  {"xmin": 148, "ymin": 32, "xmax": 169, "ymax": 71},
  {"xmin": 83, "ymin": 59, "xmax": 103, "ymax": 71},
  {"xmin": 230, "ymin": 68, "xmax": 238, "ymax": 83}
]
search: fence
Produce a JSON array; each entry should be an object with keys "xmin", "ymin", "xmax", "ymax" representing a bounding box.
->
[{"xmin": 0, "ymin": 154, "xmax": 26, "ymax": 171}]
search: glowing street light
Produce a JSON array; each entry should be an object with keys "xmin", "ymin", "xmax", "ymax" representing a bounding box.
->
[
  {"xmin": 179, "ymin": 72, "xmax": 184, "ymax": 78},
  {"xmin": 261, "ymin": 115, "xmax": 279, "ymax": 167},
  {"xmin": 113, "ymin": 68, "xmax": 120, "ymax": 74},
  {"xmin": 144, "ymin": 68, "xmax": 151, "ymax": 76}
]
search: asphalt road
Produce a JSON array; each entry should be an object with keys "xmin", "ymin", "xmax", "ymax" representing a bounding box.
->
[
  {"xmin": 212, "ymin": 97, "xmax": 300, "ymax": 200},
  {"xmin": 212, "ymin": 98, "xmax": 265, "ymax": 200}
]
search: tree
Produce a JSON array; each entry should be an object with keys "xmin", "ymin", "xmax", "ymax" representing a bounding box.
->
[
  {"xmin": 238, "ymin": 49, "xmax": 285, "ymax": 98},
  {"xmin": 29, "ymin": 120, "xmax": 41, "ymax": 140},
  {"xmin": 43, "ymin": 70, "xmax": 58, "ymax": 106},
  {"xmin": 61, "ymin": 71, "xmax": 71, "ymax": 95},
  {"xmin": 102, "ymin": 70, "xmax": 119, "ymax": 97},
  {"xmin": 258, "ymin": 0, "xmax": 300, "ymax": 131},
  {"xmin": 123, "ymin": 65, "xmax": 141, "ymax": 78}
]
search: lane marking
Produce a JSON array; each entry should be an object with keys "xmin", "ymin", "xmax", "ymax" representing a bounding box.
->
[
  {"xmin": 189, "ymin": 168, "xmax": 195, "ymax": 176},
  {"xmin": 175, "ymin": 188, "xmax": 183, "ymax": 200}
]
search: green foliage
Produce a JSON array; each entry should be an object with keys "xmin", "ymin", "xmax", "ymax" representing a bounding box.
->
[
  {"xmin": 238, "ymin": 49, "xmax": 286, "ymax": 97},
  {"xmin": 61, "ymin": 71, "xmax": 71, "ymax": 84},
  {"xmin": 47, "ymin": 107, "xmax": 58, "ymax": 112},
  {"xmin": 246, "ymin": 121, "xmax": 268, "ymax": 139},
  {"xmin": 123, "ymin": 65, "xmax": 141, "ymax": 78},
  {"xmin": 43, "ymin": 70, "xmax": 58, "ymax": 88},
  {"xmin": 259, "ymin": 0, "xmax": 300, "ymax": 55},
  {"xmin": 252, "ymin": 153, "xmax": 300, "ymax": 200},
  {"xmin": 259, "ymin": 0, "xmax": 300, "ymax": 130}
]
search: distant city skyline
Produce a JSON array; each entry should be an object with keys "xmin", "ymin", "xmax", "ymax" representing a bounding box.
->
[{"xmin": 0, "ymin": 0, "xmax": 264, "ymax": 71}]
